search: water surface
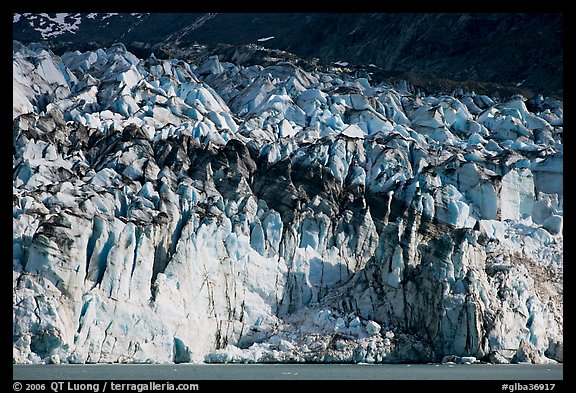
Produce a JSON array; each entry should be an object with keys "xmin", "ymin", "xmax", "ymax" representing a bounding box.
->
[{"xmin": 13, "ymin": 363, "xmax": 563, "ymax": 380}]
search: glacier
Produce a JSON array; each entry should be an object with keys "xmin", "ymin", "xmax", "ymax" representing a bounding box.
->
[{"xmin": 13, "ymin": 41, "xmax": 562, "ymax": 365}]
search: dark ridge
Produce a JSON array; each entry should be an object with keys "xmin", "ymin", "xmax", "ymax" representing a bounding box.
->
[{"xmin": 13, "ymin": 13, "xmax": 563, "ymax": 98}]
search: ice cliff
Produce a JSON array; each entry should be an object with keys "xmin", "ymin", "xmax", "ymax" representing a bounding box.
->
[{"xmin": 13, "ymin": 41, "xmax": 563, "ymax": 365}]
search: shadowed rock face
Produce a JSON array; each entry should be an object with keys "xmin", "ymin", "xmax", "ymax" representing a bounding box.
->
[
  {"xmin": 13, "ymin": 42, "xmax": 562, "ymax": 365},
  {"xmin": 13, "ymin": 13, "xmax": 563, "ymax": 98}
]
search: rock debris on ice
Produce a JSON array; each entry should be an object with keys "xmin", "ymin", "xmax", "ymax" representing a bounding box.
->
[{"xmin": 13, "ymin": 41, "xmax": 562, "ymax": 365}]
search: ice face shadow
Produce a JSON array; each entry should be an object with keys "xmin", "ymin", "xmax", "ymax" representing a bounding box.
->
[{"xmin": 278, "ymin": 254, "xmax": 352, "ymax": 316}]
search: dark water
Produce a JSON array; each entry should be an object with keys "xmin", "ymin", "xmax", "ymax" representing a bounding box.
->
[{"xmin": 13, "ymin": 363, "xmax": 563, "ymax": 380}]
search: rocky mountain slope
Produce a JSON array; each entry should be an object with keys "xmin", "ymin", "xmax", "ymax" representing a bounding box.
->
[
  {"xmin": 12, "ymin": 13, "xmax": 563, "ymax": 98},
  {"xmin": 13, "ymin": 41, "xmax": 562, "ymax": 364}
]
